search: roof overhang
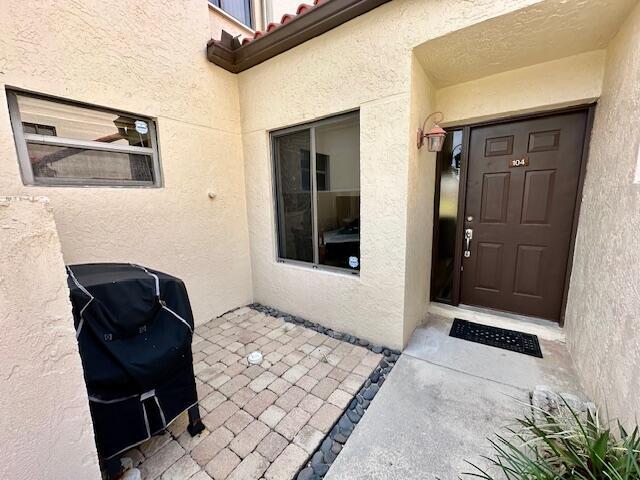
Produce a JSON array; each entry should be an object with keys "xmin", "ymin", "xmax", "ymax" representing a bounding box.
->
[
  {"xmin": 414, "ymin": 0, "xmax": 637, "ymax": 88},
  {"xmin": 207, "ymin": 0, "xmax": 391, "ymax": 74}
]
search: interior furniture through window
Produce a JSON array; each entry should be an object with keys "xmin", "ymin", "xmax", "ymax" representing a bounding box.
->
[
  {"xmin": 7, "ymin": 90, "xmax": 162, "ymax": 187},
  {"xmin": 272, "ymin": 111, "xmax": 360, "ymax": 273}
]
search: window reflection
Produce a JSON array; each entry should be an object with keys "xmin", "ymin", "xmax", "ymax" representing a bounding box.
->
[
  {"xmin": 272, "ymin": 113, "xmax": 360, "ymax": 272},
  {"xmin": 17, "ymin": 95, "xmax": 152, "ymax": 148},
  {"xmin": 432, "ymin": 129, "xmax": 462, "ymax": 302},
  {"xmin": 9, "ymin": 92, "xmax": 160, "ymax": 186},
  {"xmin": 26, "ymin": 144, "xmax": 154, "ymax": 182},
  {"xmin": 273, "ymin": 131, "xmax": 314, "ymax": 263},
  {"xmin": 315, "ymin": 117, "xmax": 360, "ymax": 271}
]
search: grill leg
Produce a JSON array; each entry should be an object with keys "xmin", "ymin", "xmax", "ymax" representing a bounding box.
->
[
  {"xmin": 103, "ymin": 457, "xmax": 122, "ymax": 480},
  {"xmin": 187, "ymin": 404, "xmax": 205, "ymax": 436}
]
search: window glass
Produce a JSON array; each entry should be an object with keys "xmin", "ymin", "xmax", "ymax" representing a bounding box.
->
[
  {"xmin": 22, "ymin": 122, "xmax": 57, "ymax": 136},
  {"xmin": 25, "ymin": 144, "xmax": 154, "ymax": 183},
  {"xmin": 315, "ymin": 117, "xmax": 360, "ymax": 270},
  {"xmin": 273, "ymin": 130, "xmax": 313, "ymax": 263},
  {"xmin": 16, "ymin": 95, "xmax": 152, "ymax": 148},
  {"xmin": 7, "ymin": 91, "xmax": 160, "ymax": 187},
  {"xmin": 214, "ymin": 0, "xmax": 252, "ymax": 27},
  {"xmin": 272, "ymin": 113, "xmax": 360, "ymax": 273},
  {"xmin": 432, "ymin": 129, "xmax": 462, "ymax": 302}
]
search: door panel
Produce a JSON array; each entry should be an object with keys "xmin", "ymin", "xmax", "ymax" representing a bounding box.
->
[
  {"xmin": 475, "ymin": 242, "xmax": 503, "ymax": 292},
  {"xmin": 460, "ymin": 111, "xmax": 587, "ymax": 321},
  {"xmin": 513, "ymin": 245, "xmax": 544, "ymax": 297},
  {"xmin": 480, "ymin": 173, "xmax": 510, "ymax": 223},
  {"xmin": 521, "ymin": 170, "xmax": 555, "ymax": 224}
]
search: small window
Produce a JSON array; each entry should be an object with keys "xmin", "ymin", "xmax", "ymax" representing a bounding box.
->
[
  {"xmin": 22, "ymin": 122, "xmax": 57, "ymax": 136},
  {"xmin": 272, "ymin": 112, "xmax": 360, "ymax": 273},
  {"xmin": 6, "ymin": 90, "xmax": 161, "ymax": 187},
  {"xmin": 211, "ymin": 0, "xmax": 253, "ymax": 28}
]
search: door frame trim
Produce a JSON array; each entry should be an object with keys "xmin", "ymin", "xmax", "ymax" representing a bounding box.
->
[{"xmin": 430, "ymin": 103, "xmax": 596, "ymax": 326}]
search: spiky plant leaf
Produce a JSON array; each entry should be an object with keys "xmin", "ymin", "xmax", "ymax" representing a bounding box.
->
[{"xmin": 461, "ymin": 401, "xmax": 640, "ymax": 480}]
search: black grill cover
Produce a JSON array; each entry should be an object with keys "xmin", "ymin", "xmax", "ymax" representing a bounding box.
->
[{"xmin": 66, "ymin": 263, "xmax": 197, "ymax": 459}]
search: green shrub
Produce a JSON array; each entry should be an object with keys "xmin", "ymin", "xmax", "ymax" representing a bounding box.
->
[{"xmin": 463, "ymin": 400, "xmax": 640, "ymax": 479}]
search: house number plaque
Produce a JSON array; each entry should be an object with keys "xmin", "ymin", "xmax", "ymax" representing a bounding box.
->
[{"xmin": 508, "ymin": 156, "xmax": 529, "ymax": 168}]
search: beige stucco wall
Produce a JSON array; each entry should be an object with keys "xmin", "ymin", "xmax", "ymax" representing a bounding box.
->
[
  {"xmin": 437, "ymin": 50, "xmax": 606, "ymax": 125},
  {"xmin": 565, "ymin": 4, "xmax": 640, "ymax": 427},
  {"xmin": 0, "ymin": 196, "xmax": 100, "ymax": 480},
  {"xmin": 238, "ymin": 0, "xmax": 540, "ymax": 350},
  {"xmin": 403, "ymin": 57, "xmax": 437, "ymax": 346},
  {"xmin": 0, "ymin": 0, "xmax": 252, "ymax": 325}
]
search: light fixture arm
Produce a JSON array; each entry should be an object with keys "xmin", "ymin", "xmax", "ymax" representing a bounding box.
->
[
  {"xmin": 417, "ymin": 111, "xmax": 446, "ymax": 150},
  {"xmin": 419, "ymin": 111, "xmax": 444, "ymax": 136}
]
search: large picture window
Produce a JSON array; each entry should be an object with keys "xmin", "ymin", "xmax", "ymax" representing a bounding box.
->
[
  {"xmin": 272, "ymin": 112, "xmax": 360, "ymax": 273},
  {"xmin": 7, "ymin": 90, "xmax": 161, "ymax": 187}
]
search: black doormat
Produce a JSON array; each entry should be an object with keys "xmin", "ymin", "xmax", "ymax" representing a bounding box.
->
[{"xmin": 450, "ymin": 318, "xmax": 543, "ymax": 358}]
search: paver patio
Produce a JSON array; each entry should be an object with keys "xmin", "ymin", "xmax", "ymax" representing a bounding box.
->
[{"xmin": 131, "ymin": 306, "xmax": 382, "ymax": 479}]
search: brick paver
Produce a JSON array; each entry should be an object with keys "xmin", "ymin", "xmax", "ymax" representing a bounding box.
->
[
  {"xmin": 259, "ymin": 405, "xmax": 286, "ymax": 428},
  {"xmin": 224, "ymin": 410, "xmax": 254, "ymax": 434},
  {"xmin": 257, "ymin": 431, "xmax": 289, "ymax": 462},
  {"xmin": 264, "ymin": 444, "xmax": 309, "ymax": 480},
  {"xmin": 308, "ymin": 403, "xmax": 343, "ymax": 433},
  {"xmin": 205, "ymin": 448, "xmax": 240, "ymax": 479},
  {"xmin": 228, "ymin": 452, "xmax": 269, "ymax": 480},
  {"xmin": 229, "ymin": 420, "xmax": 270, "ymax": 458},
  {"xmin": 191, "ymin": 427, "xmax": 233, "ymax": 466},
  {"xmin": 134, "ymin": 307, "xmax": 381, "ymax": 479},
  {"xmin": 298, "ymin": 394, "xmax": 323, "ymax": 415},
  {"xmin": 293, "ymin": 425, "xmax": 324, "ymax": 454},
  {"xmin": 327, "ymin": 389, "xmax": 352, "ymax": 409},
  {"xmin": 275, "ymin": 407, "xmax": 311, "ymax": 441},
  {"xmin": 310, "ymin": 377, "xmax": 340, "ymax": 400},
  {"xmin": 204, "ymin": 401, "xmax": 239, "ymax": 431},
  {"xmin": 274, "ymin": 386, "xmax": 306, "ymax": 412},
  {"xmin": 244, "ymin": 389, "xmax": 278, "ymax": 417}
]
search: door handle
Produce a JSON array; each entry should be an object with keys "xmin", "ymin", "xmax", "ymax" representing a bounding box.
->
[{"xmin": 464, "ymin": 228, "xmax": 473, "ymax": 258}]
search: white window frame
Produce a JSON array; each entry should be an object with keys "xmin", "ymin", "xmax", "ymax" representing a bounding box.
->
[
  {"xmin": 270, "ymin": 111, "xmax": 360, "ymax": 276},
  {"xmin": 6, "ymin": 90, "xmax": 162, "ymax": 188}
]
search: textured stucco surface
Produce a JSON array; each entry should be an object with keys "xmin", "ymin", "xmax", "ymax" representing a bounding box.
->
[
  {"xmin": 0, "ymin": 197, "xmax": 100, "ymax": 480},
  {"xmin": 402, "ymin": 57, "xmax": 436, "ymax": 346},
  {"xmin": 0, "ymin": 0, "xmax": 253, "ymax": 325},
  {"xmin": 415, "ymin": 0, "xmax": 637, "ymax": 87},
  {"xmin": 241, "ymin": 97, "xmax": 411, "ymax": 350},
  {"xmin": 437, "ymin": 50, "xmax": 606, "ymax": 125},
  {"xmin": 0, "ymin": 6, "xmax": 638, "ymax": 474},
  {"xmin": 237, "ymin": 0, "xmax": 621, "ymax": 350},
  {"xmin": 565, "ymin": 3, "xmax": 640, "ymax": 427}
]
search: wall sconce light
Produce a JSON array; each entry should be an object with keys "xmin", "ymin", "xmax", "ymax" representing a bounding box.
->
[{"xmin": 417, "ymin": 111, "xmax": 446, "ymax": 152}]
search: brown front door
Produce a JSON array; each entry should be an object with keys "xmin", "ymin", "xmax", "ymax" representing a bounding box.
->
[{"xmin": 460, "ymin": 111, "xmax": 588, "ymax": 321}]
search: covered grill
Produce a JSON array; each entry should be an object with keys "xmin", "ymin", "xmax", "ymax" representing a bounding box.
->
[{"xmin": 66, "ymin": 263, "xmax": 204, "ymax": 461}]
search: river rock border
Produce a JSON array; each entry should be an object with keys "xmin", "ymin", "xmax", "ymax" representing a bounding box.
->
[{"xmin": 248, "ymin": 303, "xmax": 400, "ymax": 479}]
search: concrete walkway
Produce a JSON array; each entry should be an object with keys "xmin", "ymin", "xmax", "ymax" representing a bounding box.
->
[{"xmin": 326, "ymin": 314, "xmax": 583, "ymax": 479}]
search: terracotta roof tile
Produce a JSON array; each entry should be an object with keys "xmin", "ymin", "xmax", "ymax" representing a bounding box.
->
[
  {"xmin": 241, "ymin": 0, "xmax": 325, "ymax": 46},
  {"xmin": 296, "ymin": 3, "xmax": 314, "ymax": 15}
]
